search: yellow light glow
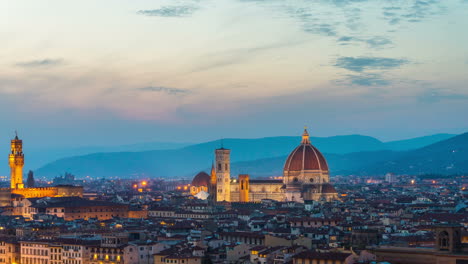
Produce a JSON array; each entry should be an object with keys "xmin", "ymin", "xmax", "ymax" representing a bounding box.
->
[
  {"xmin": 411, "ymin": 180, "xmax": 415, "ymax": 184},
  {"xmin": 142, "ymin": 181, "xmax": 147, "ymax": 186}
]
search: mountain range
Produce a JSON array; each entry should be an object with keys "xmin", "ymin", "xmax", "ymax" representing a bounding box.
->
[
  {"xmin": 231, "ymin": 132, "xmax": 468, "ymax": 177},
  {"xmin": 32, "ymin": 133, "xmax": 464, "ymax": 179}
]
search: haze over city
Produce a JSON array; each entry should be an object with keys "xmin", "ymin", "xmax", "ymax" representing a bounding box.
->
[
  {"xmin": 1, "ymin": 1, "xmax": 468, "ymax": 264},
  {"xmin": 1, "ymin": 0, "xmax": 468, "ymax": 149}
]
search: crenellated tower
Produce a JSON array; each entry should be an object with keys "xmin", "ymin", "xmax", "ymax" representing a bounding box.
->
[
  {"xmin": 215, "ymin": 146, "xmax": 231, "ymax": 202},
  {"xmin": 9, "ymin": 132, "xmax": 24, "ymax": 189}
]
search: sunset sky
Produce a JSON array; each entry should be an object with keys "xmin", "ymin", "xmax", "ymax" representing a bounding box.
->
[{"xmin": 1, "ymin": 0, "xmax": 468, "ymax": 148}]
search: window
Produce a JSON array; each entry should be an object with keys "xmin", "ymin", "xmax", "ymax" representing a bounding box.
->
[{"xmin": 309, "ymin": 178, "xmax": 314, "ymax": 183}]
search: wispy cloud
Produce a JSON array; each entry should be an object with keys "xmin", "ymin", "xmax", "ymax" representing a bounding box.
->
[
  {"xmin": 282, "ymin": 6, "xmax": 340, "ymax": 36},
  {"xmin": 137, "ymin": 6, "xmax": 199, "ymax": 17},
  {"xmin": 334, "ymin": 56, "xmax": 409, "ymax": 72},
  {"xmin": 15, "ymin": 59, "xmax": 63, "ymax": 68},
  {"xmin": 341, "ymin": 73, "xmax": 391, "ymax": 86},
  {"xmin": 382, "ymin": 0, "xmax": 446, "ymax": 25},
  {"xmin": 303, "ymin": 23, "xmax": 337, "ymax": 36},
  {"xmin": 329, "ymin": 0, "xmax": 369, "ymax": 6},
  {"xmin": 366, "ymin": 36, "xmax": 393, "ymax": 49},
  {"xmin": 191, "ymin": 40, "xmax": 306, "ymax": 73},
  {"xmin": 138, "ymin": 86, "xmax": 190, "ymax": 95},
  {"xmin": 337, "ymin": 36, "xmax": 393, "ymax": 49},
  {"xmin": 418, "ymin": 88, "xmax": 468, "ymax": 103}
]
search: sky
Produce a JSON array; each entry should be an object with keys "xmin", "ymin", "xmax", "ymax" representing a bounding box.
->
[{"xmin": 1, "ymin": 0, "xmax": 468, "ymax": 149}]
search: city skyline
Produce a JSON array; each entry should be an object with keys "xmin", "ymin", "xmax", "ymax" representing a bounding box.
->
[{"xmin": 1, "ymin": 0, "xmax": 468, "ymax": 148}]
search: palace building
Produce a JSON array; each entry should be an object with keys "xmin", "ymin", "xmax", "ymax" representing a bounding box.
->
[
  {"xmin": 0, "ymin": 134, "xmax": 83, "ymax": 207},
  {"xmin": 190, "ymin": 128, "xmax": 339, "ymax": 203}
]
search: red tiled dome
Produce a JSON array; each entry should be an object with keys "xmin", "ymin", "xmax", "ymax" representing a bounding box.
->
[
  {"xmin": 191, "ymin": 172, "xmax": 210, "ymax": 187},
  {"xmin": 283, "ymin": 129, "xmax": 328, "ymax": 172},
  {"xmin": 321, "ymin": 183, "xmax": 337, "ymax": 193}
]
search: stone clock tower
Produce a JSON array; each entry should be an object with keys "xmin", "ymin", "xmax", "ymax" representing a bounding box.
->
[{"xmin": 9, "ymin": 133, "xmax": 24, "ymax": 189}]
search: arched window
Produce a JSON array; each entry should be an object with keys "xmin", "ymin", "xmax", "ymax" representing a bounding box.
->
[
  {"xmin": 439, "ymin": 231, "xmax": 450, "ymax": 250},
  {"xmin": 293, "ymin": 177, "xmax": 298, "ymax": 183},
  {"xmin": 309, "ymin": 178, "xmax": 314, "ymax": 183}
]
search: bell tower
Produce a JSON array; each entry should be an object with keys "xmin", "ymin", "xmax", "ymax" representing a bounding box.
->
[
  {"xmin": 215, "ymin": 145, "xmax": 231, "ymax": 202},
  {"xmin": 9, "ymin": 132, "xmax": 24, "ymax": 189}
]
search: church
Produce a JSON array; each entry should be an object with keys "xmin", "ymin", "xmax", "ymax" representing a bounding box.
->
[
  {"xmin": 190, "ymin": 128, "xmax": 339, "ymax": 203},
  {"xmin": 0, "ymin": 134, "xmax": 83, "ymax": 207}
]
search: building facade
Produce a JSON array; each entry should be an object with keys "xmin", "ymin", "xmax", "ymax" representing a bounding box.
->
[
  {"xmin": 191, "ymin": 128, "xmax": 339, "ymax": 203},
  {"xmin": 2, "ymin": 134, "xmax": 83, "ymax": 203}
]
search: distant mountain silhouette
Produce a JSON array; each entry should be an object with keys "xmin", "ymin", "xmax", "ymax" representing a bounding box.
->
[
  {"xmin": 24, "ymin": 141, "xmax": 192, "ymax": 173},
  {"xmin": 231, "ymin": 132, "xmax": 468, "ymax": 177},
  {"xmin": 34, "ymin": 133, "xmax": 462, "ymax": 179},
  {"xmin": 35, "ymin": 135, "xmax": 386, "ymax": 178},
  {"xmin": 384, "ymin": 133, "xmax": 455, "ymax": 151},
  {"xmin": 365, "ymin": 132, "xmax": 468, "ymax": 175}
]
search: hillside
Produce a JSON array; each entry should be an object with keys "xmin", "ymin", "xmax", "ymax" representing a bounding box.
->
[
  {"xmin": 365, "ymin": 132, "xmax": 468, "ymax": 175},
  {"xmin": 231, "ymin": 132, "xmax": 468, "ymax": 177},
  {"xmin": 384, "ymin": 133, "xmax": 455, "ymax": 151},
  {"xmin": 34, "ymin": 133, "xmax": 465, "ymax": 178},
  {"xmin": 35, "ymin": 135, "xmax": 386, "ymax": 178}
]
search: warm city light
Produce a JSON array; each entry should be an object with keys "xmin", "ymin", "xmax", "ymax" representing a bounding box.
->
[{"xmin": 2, "ymin": 2, "xmax": 466, "ymax": 263}]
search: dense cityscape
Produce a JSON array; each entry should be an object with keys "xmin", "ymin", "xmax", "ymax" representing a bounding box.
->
[
  {"xmin": 2, "ymin": 0, "xmax": 468, "ymax": 263},
  {"xmin": 0, "ymin": 131, "xmax": 467, "ymax": 264}
]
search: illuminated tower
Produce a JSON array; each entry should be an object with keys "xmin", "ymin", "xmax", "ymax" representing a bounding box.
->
[
  {"xmin": 239, "ymin": 174, "xmax": 249, "ymax": 202},
  {"xmin": 9, "ymin": 132, "xmax": 24, "ymax": 189},
  {"xmin": 215, "ymin": 146, "xmax": 231, "ymax": 202},
  {"xmin": 209, "ymin": 163, "xmax": 217, "ymax": 201}
]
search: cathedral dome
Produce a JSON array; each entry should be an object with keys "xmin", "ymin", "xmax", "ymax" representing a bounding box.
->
[
  {"xmin": 283, "ymin": 128, "xmax": 328, "ymax": 173},
  {"xmin": 191, "ymin": 172, "xmax": 210, "ymax": 187}
]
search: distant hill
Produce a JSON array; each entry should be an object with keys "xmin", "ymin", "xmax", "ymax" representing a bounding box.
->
[
  {"xmin": 384, "ymin": 133, "xmax": 455, "ymax": 151},
  {"xmin": 231, "ymin": 132, "xmax": 468, "ymax": 177},
  {"xmin": 24, "ymin": 141, "xmax": 192, "ymax": 172},
  {"xmin": 35, "ymin": 135, "xmax": 387, "ymax": 178},
  {"xmin": 366, "ymin": 132, "xmax": 468, "ymax": 175},
  {"xmin": 34, "ymin": 133, "xmax": 464, "ymax": 179}
]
